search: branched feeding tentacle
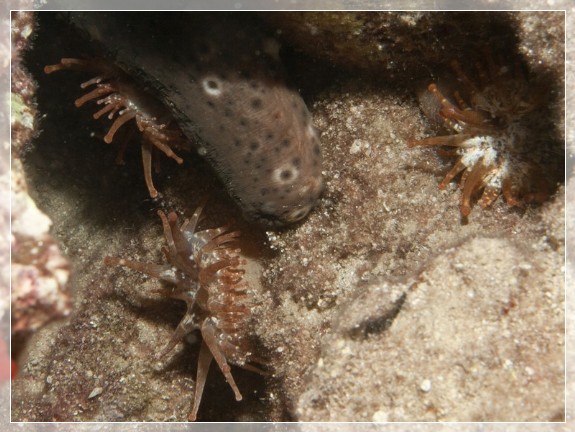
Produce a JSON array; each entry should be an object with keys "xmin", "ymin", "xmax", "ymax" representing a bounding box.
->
[
  {"xmin": 408, "ymin": 51, "xmax": 553, "ymax": 217},
  {"xmin": 45, "ymin": 57, "xmax": 191, "ymax": 198},
  {"xmin": 105, "ymin": 206, "xmax": 263, "ymax": 421}
]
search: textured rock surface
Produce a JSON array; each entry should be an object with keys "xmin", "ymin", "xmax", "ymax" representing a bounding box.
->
[
  {"xmin": 11, "ymin": 10, "xmax": 565, "ymax": 424},
  {"xmin": 10, "ymin": 10, "xmax": 71, "ymax": 367},
  {"xmin": 296, "ymin": 236, "xmax": 564, "ymax": 421},
  {"xmin": 261, "ymin": 12, "xmax": 537, "ymax": 80},
  {"xmin": 256, "ymin": 83, "xmax": 564, "ymax": 422}
]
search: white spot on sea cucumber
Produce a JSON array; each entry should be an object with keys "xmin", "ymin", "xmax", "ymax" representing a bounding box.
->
[
  {"xmin": 273, "ymin": 164, "xmax": 299, "ymax": 185},
  {"xmin": 202, "ymin": 77, "xmax": 223, "ymax": 97}
]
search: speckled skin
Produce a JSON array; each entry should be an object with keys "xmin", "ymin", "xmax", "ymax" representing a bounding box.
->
[{"xmin": 67, "ymin": 12, "xmax": 324, "ymax": 226}]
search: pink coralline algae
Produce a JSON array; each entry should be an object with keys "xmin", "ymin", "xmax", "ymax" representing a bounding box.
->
[{"xmin": 11, "ymin": 233, "xmax": 71, "ymax": 335}]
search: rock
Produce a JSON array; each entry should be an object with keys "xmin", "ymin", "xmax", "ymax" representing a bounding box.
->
[
  {"xmin": 10, "ymin": 10, "xmax": 71, "ymax": 362},
  {"xmin": 296, "ymin": 236, "xmax": 564, "ymax": 421}
]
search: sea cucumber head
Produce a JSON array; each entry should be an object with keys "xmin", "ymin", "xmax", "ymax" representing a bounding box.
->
[
  {"xmin": 180, "ymin": 35, "xmax": 324, "ymax": 227},
  {"xmin": 213, "ymin": 83, "xmax": 324, "ymax": 227}
]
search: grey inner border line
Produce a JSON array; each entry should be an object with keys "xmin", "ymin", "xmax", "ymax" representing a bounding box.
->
[{"xmin": 2, "ymin": 0, "xmax": 572, "ymax": 431}]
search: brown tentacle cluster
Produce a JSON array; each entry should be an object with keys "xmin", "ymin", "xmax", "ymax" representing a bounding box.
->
[
  {"xmin": 104, "ymin": 206, "xmax": 262, "ymax": 421},
  {"xmin": 408, "ymin": 52, "xmax": 552, "ymax": 217},
  {"xmin": 45, "ymin": 58, "xmax": 190, "ymax": 198}
]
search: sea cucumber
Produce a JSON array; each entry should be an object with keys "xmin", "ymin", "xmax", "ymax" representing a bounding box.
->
[
  {"xmin": 61, "ymin": 12, "xmax": 325, "ymax": 226},
  {"xmin": 408, "ymin": 52, "xmax": 552, "ymax": 217},
  {"xmin": 104, "ymin": 205, "xmax": 264, "ymax": 421}
]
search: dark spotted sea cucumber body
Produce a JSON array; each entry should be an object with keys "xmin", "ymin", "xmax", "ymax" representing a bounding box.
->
[{"xmin": 68, "ymin": 12, "xmax": 324, "ymax": 226}]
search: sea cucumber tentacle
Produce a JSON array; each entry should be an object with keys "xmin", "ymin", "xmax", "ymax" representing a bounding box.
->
[
  {"xmin": 45, "ymin": 58, "xmax": 190, "ymax": 198},
  {"xmin": 105, "ymin": 206, "xmax": 262, "ymax": 421},
  {"xmin": 409, "ymin": 51, "xmax": 553, "ymax": 217}
]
